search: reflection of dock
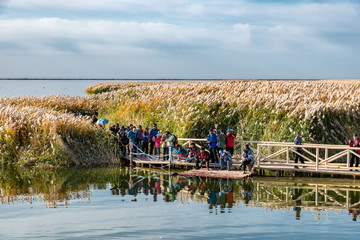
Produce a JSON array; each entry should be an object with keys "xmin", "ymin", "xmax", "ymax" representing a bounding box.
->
[
  {"xmin": 125, "ymin": 138, "xmax": 360, "ymax": 179},
  {"xmin": 253, "ymin": 179, "xmax": 360, "ymax": 212}
]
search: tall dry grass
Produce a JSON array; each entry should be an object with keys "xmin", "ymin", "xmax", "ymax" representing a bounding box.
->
[
  {"xmin": 0, "ymin": 101, "xmax": 118, "ymax": 166},
  {"xmin": 90, "ymin": 80, "xmax": 360, "ymax": 143}
]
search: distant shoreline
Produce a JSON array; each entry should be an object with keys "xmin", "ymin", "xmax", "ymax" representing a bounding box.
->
[{"xmin": 0, "ymin": 78, "xmax": 325, "ymax": 81}]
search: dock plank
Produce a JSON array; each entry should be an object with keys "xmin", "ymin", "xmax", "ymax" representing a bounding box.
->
[{"xmin": 179, "ymin": 169, "xmax": 253, "ymax": 179}]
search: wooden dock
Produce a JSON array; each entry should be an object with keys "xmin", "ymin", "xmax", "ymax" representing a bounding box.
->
[
  {"xmin": 179, "ymin": 169, "xmax": 253, "ymax": 179},
  {"xmin": 124, "ymin": 138, "xmax": 360, "ymax": 179}
]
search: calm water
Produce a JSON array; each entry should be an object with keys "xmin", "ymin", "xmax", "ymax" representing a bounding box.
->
[
  {"xmin": 0, "ymin": 79, "xmax": 209, "ymax": 97},
  {"xmin": 0, "ymin": 79, "xmax": 137, "ymax": 97},
  {"xmin": 0, "ymin": 166, "xmax": 359, "ymax": 239}
]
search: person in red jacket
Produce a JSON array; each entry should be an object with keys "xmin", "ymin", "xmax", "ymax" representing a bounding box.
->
[
  {"xmin": 225, "ymin": 129, "xmax": 236, "ymax": 156},
  {"xmin": 349, "ymin": 133, "xmax": 360, "ymax": 171},
  {"xmin": 195, "ymin": 147, "xmax": 210, "ymax": 170}
]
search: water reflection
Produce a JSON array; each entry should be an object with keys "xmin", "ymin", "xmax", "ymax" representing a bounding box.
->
[{"xmin": 1, "ymin": 166, "xmax": 360, "ymax": 221}]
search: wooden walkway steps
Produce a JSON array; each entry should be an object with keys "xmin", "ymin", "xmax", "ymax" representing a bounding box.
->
[{"xmin": 179, "ymin": 169, "xmax": 253, "ymax": 179}]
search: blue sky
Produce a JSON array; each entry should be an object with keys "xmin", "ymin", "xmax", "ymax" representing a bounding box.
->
[{"xmin": 0, "ymin": 0, "xmax": 359, "ymax": 79}]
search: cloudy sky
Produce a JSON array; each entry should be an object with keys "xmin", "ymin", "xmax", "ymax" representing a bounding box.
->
[{"xmin": 0, "ymin": 0, "xmax": 359, "ymax": 79}]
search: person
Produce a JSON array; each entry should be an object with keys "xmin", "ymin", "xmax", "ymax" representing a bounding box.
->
[
  {"xmin": 152, "ymin": 133, "xmax": 162, "ymax": 158},
  {"xmin": 239, "ymin": 144, "xmax": 254, "ymax": 173},
  {"xmin": 209, "ymin": 130, "xmax": 218, "ymax": 163},
  {"xmin": 142, "ymin": 127, "xmax": 150, "ymax": 155},
  {"xmin": 349, "ymin": 133, "xmax": 360, "ymax": 171},
  {"xmin": 294, "ymin": 131, "xmax": 304, "ymax": 169},
  {"xmin": 188, "ymin": 142, "xmax": 199, "ymax": 159},
  {"xmin": 137, "ymin": 125, "xmax": 144, "ymax": 150},
  {"xmin": 225, "ymin": 129, "xmax": 236, "ymax": 156},
  {"xmin": 127, "ymin": 127, "xmax": 139, "ymax": 154},
  {"xmin": 216, "ymin": 129, "xmax": 226, "ymax": 156},
  {"xmin": 91, "ymin": 115, "xmax": 98, "ymax": 125},
  {"xmin": 206, "ymin": 129, "xmax": 212, "ymax": 149},
  {"xmin": 161, "ymin": 134, "xmax": 169, "ymax": 161},
  {"xmin": 117, "ymin": 126, "xmax": 129, "ymax": 157},
  {"xmin": 174, "ymin": 144, "xmax": 189, "ymax": 160},
  {"xmin": 165, "ymin": 131, "xmax": 178, "ymax": 161},
  {"xmin": 219, "ymin": 150, "xmax": 232, "ymax": 171},
  {"xmin": 110, "ymin": 123, "xmax": 120, "ymax": 136},
  {"xmin": 195, "ymin": 147, "xmax": 210, "ymax": 170},
  {"xmin": 149, "ymin": 123, "xmax": 160, "ymax": 155}
]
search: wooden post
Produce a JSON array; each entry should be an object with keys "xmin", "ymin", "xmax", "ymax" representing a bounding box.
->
[
  {"xmin": 347, "ymin": 149, "xmax": 350, "ymax": 169},
  {"xmin": 257, "ymin": 144, "xmax": 260, "ymax": 167},
  {"xmin": 316, "ymin": 148, "xmax": 319, "ymax": 171},
  {"xmin": 286, "ymin": 146, "xmax": 289, "ymax": 164},
  {"xmin": 325, "ymin": 148, "xmax": 328, "ymax": 168}
]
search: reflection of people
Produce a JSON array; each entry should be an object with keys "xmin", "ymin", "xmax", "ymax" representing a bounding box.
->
[
  {"xmin": 292, "ymin": 187, "xmax": 303, "ymax": 220},
  {"xmin": 241, "ymin": 179, "xmax": 254, "ymax": 204},
  {"xmin": 349, "ymin": 207, "xmax": 360, "ymax": 221}
]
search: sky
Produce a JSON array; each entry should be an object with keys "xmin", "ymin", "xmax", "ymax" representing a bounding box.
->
[{"xmin": 0, "ymin": 0, "xmax": 359, "ymax": 79}]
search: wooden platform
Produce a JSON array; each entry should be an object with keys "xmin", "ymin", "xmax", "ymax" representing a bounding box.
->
[
  {"xmin": 256, "ymin": 164, "xmax": 360, "ymax": 177},
  {"xmin": 179, "ymin": 169, "xmax": 253, "ymax": 179}
]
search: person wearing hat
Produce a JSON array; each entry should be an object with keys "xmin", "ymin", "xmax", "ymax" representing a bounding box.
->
[
  {"xmin": 239, "ymin": 144, "xmax": 254, "ymax": 173},
  {"xmin": 294, "ymin": 131, "xmax": 304, "ymax": 169},
  {"xmin": 349, "ymin": 133, "xmax": 360, "ymax": 170},
  {"xmin": 225, "ymin": 129, "xmax": 236, "ymax": 156},
  {"xmin": 195, "ymin": 147, "xmax": 210, "ymax": 170},
  {"xmin": 219, "ymin": 150, "xmax": 233, "ymax": 171},
  {"xmin": 149, "ymin": 123, "xmax": 160, "ymax": 155},
  {"xmin": 152, "ymin": 133, "xmax": 162, "ymax": 159}
]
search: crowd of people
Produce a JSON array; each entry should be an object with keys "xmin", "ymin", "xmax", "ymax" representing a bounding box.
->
[{"xmin": 103, "ymin": 121, "xmax": 255, "ymax": 173}]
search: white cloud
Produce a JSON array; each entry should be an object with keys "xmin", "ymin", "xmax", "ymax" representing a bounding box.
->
[{"xmin": 0, "ymin": 0, "xmax": 359, "ymax": 78}]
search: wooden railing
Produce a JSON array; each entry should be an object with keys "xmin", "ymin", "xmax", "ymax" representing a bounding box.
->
[{"xmin": 178, "ymin": 138, "xmax": 360, "ymax": 171}]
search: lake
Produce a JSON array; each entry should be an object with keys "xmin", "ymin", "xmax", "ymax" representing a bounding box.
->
[
  {"xmin": 0, "ymin": 166, "xmax": 359, "ymax": 239},
  {"xmin": 0, "ymin": 79, "xmax": 139, "ymax": 97},
  {"xmin": 0, "ymin": 79, "xmax": 210, "ymax": 97}
]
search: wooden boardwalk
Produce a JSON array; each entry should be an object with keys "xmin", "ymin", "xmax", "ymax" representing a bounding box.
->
[
  {"xmin": 124, "ymin": 138, "xmax": 360, "ymax": 179},
  {"xmin": 179, "ymin": 169, "xmax": 253, "ymax": 179}
]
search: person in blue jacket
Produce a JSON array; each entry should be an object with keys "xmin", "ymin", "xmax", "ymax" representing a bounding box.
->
[
  {"xmin": 149, "ymin": 123, "xmax": 160, "ymax": 155},
  {"xmin": 174, "ymin": 144, "xmax": 189, "ymax": 160},
  {"xmin": 128, "ymin": 127, "xmax": 139, "ymax": 153},
  {"xmin": 210, "ymin": 130, "xmax": 218, "ymax": 163}
]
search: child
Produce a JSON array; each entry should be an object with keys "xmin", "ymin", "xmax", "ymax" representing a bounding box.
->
[
  {"xmin": 195, "ymin": 147, "xmax": 210, "ymax": 170},
  {"xmin": 152, "ymin": 133, "xmax": 162, "ymax": 159},
  {"xmin": 188, "ymin": 143, "xmax": 199, "ymax": 160},
  {"xmin": 161, "ymin": 134, "xmax": 169, "ymax": 161}
]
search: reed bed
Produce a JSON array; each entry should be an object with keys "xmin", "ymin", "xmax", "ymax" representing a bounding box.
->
[
  {"xmin": 0, "ymin": 103, "xmax": 118, "ymax": 166},
  {"xmin": 89, "ymin": 80, "xmax": 360, "ymax": 144}
]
